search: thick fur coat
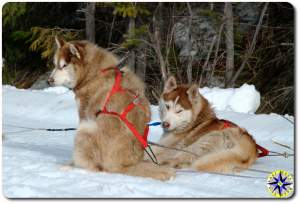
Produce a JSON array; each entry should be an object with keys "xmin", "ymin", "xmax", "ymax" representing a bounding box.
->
[
  {"xmin": 49, "ymin": 38, "xmax": 175, "ymax": 180},
  {"xmin": 151, "ymin": 76, "xmax": 258, "ymax": 173}
]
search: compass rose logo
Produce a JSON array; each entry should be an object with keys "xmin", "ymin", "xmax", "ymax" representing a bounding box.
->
[{"xmin": 267, "ymin": 170, "xmax": 294, "ymax": 198}]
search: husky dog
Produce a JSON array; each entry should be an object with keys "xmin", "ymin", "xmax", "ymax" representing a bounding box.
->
[
  {"xmin": 153, "ymin": 76, "xmax": 257, "ymax": 173},
  {"xmin": 48, "ymin": 37, "xmax": 175, "ymax": 180}
]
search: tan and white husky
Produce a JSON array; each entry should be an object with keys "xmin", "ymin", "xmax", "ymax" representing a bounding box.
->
[
  {"xmin": 48, "ymin": 37, "xmax": 175, "ymax": 180},
  {"xmin": 152, "ymin": 76, "xmax": 258, "ymax": 173}
]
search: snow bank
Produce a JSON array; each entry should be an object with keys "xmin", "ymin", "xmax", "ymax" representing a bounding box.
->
[
  {"xmin": 43, "ymin": 86, "xmax": 70, "ymax": 94},
  {"xmin": 200, "ymin": 84, "xmax": 261, "ymax": 114},
  {"xmin": 4, "ymin": 83, "xmax": 261, "ymax": 114},
  {"xmin": 2, "ymin": 85, "xmax": 294, "ymax": 198},
  {"xmin": 2, "ymin": 85, "xmax": 78, "ymax": 126}
]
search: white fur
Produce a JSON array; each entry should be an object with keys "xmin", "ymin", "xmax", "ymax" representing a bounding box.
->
[
  {"xmin": 159, "ymin": 99, "xmax": 192, "ymax": 131},
  {"xmin": 59, "ymin": 59, "xmax": 66, "ymax": 68},
  {"xmin": 78, "ymin": 119, "xmax": 98, "ymax": 133},
  {"xmin": 53, "ymin": 53, "xmax": 58, "ymax": 66},
  {"xmin": 50, "ymin": 63, "xmax": 76, "ymax": 88},
  {"xmin": 55, "ymin": 36, "xmax": 61, "ymax": 48},
  {"xmin": 75, "ymin": 98, "xmax": 81, "ymax": 110},
  {"xmin": 69, "ymin": 44, "xmax": 80, "ymax": 59},
  {"xmin": 164, "ymin": 76, "xmax": 177, "ymax": 93}
]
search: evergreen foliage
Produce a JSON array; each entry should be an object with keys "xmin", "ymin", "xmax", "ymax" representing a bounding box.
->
[{"xmin": 2, "ymin": 2, "xmax": 294, "ymax": 114}]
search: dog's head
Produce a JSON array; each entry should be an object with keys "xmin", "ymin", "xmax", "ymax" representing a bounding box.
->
[
  {"xmin": 159, "ymin": 76, "xmax": 206, "ymax": 132},
  {"xmin": 48, "ymin": 37, "xmax": 84, "ymax": 88}
]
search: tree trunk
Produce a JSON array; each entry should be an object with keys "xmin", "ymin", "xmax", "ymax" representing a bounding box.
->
[
  {"xmin": 85, "ymin": 2, "xmax": 95, "ymax": 43},
  {"xmin": 210, "ymin": 3, "xmax": 214, "ymax": 10},
  {"xmin": 224, "ymin": 2, "xmax": 234, "ymax": 87},
  {"xmin": 186, "ymin": 2, "xmax": 193, "ymax": 84},
  {"xmin": 127, "ymin": 17, "xmax": 136, "ymax": 71},
  {"xmin": 153, "ymin": 2, "xmax": 167, "ymax": 81}
]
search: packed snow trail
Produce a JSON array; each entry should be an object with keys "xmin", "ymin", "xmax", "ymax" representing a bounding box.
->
[{"xmin": 2, "ymin": 85, "xmax": 294, "ymax": 198}]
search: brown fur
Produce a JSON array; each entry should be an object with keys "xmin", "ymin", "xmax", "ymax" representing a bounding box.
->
[
  {"xmin": 52, "ymin": 39, "xmax": 175, "ymax": 180},
  {"xmin": 163, "ymin": 86, "xmax": 193, "ymax": 109},
  {"xmin": 152, "ymin": 77, "xmax": 258, "ymax": 173}
]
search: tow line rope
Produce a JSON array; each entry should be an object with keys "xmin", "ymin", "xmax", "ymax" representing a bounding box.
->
[
  {"xmin": 3, "ymin": 122, "xmax": 294, "ymax": 159},
  {"xmin": 3, "ymin": 124, "xmax": 76, "ymax": 132},
  {"xmin": 3, "ymin": 122, "xmax": 294, "ymax": 179},
  {"xmin": 176, "ymin": 169, "xmax": 267, "ymax": 179}
]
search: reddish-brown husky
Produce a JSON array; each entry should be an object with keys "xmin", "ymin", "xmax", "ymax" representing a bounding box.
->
[{"xmin": 151, "ymin": 76, "xmax": 258, "ymax": 173}]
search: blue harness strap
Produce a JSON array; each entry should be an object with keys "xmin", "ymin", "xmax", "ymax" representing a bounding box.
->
[{"xmin": 148, "ymin": 122, "xmax": 161, "ymax": 127}]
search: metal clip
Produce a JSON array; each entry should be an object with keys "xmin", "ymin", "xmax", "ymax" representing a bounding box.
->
[{"xmin": 144, "ymin": 145, "xmax": 159, "ymax": 165}]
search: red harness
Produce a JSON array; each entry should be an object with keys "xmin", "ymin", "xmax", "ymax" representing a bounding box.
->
[
  {"xmin": 95, "ymin": 67, "xmax": 149, "ymax": 148},
  {"xmin": 94, "ymin": 68, "xmax": 268, "ymax": 160},
  {"xmin": 220, "ymin": 119, "xmax": 269, "ymax": 158}
]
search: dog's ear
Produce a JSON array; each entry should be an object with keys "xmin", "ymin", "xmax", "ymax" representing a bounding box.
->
[
  {"xmin": 55, "ymin": 36, "xmax": 65, "ymax": 48},
  {"xmin": 69, "ymin": 44, "xmax": 81, "ymax": 59},
  {"xmin": 164, "ymin": 76, "xmax": 177, "ymax": 93},
  {"xmin": 186, "ymin": 84, "xmax": 200, "ymax": 102}
]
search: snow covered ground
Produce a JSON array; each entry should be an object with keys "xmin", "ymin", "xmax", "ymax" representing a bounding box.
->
[{"xmin": 2, "ymin": 85, "xmax": 294, "ymax": 198}]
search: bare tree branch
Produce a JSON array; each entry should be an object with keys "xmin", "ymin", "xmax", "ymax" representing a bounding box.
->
[
  {"xmin": 199, "ymin": 35, "xmax": 217, "ymax": 85},
  {"xmin": 208, "ymin": 22, "xmax": 225, "ymax": 85},
  {"xmin": 229, "ymin": 2, "xmax": 269, "ymax": 86},
  {"xmin": 107, "ymin": 14, "xmax": 116, "ymax": 47}
]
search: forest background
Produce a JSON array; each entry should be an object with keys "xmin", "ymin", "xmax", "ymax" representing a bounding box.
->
[{"xmin": 2, "ymin": 2, "xmax": 294, "ymax": 115}]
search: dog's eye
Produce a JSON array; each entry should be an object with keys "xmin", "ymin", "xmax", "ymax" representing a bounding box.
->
[
  {"xmin": 58, "ymin": 64, "xmax": 67, "ymax": 70},
  {"xmin": 176, "ymin": 109, "xmax": 183, "ymax": 114},
  {"xmin": 166, "ymin": 104, "xmax": 170, "ymax": 110}
]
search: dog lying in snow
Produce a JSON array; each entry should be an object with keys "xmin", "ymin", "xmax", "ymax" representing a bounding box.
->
[
  {"xmin": 150, "ymin": 76, "xmax": 258, "ymax": 173},
  {"xmin": 48, "ymin": 37, "xmax": 175, "ymax": 180}
]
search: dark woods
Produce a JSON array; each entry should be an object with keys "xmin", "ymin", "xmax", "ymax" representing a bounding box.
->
[{"xmin": 2, "ymin": 2, "xmax": 294, "ymax": 115}]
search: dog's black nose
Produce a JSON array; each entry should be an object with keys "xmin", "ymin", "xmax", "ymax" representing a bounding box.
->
[
  {"xmin": 47, "ymin": 78, "xmax": 54, "ymax": 85},
  {"xmin": 162, "ymin": 122, "xmax": 170, "ymax": 129}
]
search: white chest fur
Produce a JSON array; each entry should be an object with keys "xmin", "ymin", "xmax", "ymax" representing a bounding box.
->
[{"xmin": 75, "ymin": 98, "xmax": 81, "ymax": 110}]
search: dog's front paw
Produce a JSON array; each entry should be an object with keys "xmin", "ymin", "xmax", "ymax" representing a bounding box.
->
[{"xmin": 153, "ymin": 166, "xmax": 176, "ymax": 181}]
